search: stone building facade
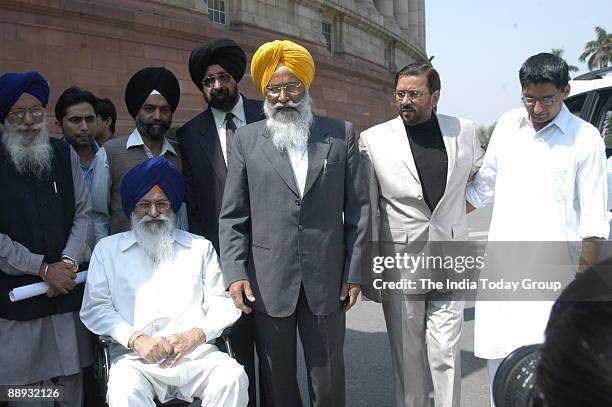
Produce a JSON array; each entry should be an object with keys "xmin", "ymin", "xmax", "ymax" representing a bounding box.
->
[{"xmin": 0, "ymin": 0, "xmax": 427, "ymax": 133}]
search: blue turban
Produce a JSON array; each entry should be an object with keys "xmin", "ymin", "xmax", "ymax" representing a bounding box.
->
[
  {"xmin": 0, "ymin": 71, "xmax": 49, "ymax": 122},
  {"xmin": 120, "ymin": 156, "xmax": 184, "ymax": 218}
]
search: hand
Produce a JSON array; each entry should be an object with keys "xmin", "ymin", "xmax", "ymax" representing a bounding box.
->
[
  {"xmin": 43, "ymin": 262, "xmax": 76, "ymax": 296},
  {"xmin": 340, "ymin": 283, "xmax": 361, "ymax": 312},
  {"xmin": 579, "ymin": 237, "xmax": 601, "ymax": 273},
  {"xmin": 229, "ymin": 280, "xmax": 256, "ymax": 314},
  {"xmin": 133, "ymin": 335, "xmax": 174, "ymax": 364},
  {"xmin": 46, "ymin": 287, "xmax": 62, "ymax": 298},
  {"xmin": 160, "ymin": 328, "xmax": 205, "ymax": 368}
]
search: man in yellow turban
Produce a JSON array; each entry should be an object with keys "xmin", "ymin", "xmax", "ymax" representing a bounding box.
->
[{"xmin": 219, "ymin": 39, "xmax": 370, "ymax": 407}]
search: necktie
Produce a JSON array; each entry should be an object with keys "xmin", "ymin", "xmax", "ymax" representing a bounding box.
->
[{"xmin": 225, "ymin": 112, "xmax": 237, "ymax": 164}]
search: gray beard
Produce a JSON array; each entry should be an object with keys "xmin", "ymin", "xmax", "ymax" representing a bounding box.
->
[
  {"xmin": 264, "ymin": 92, "xmax": 314, "ymax": 151},
  {"xmin": 131, "ymin": 212, "xmax": 176, "ymax": 265},
  {"xmin": 1, "ymin": 119, "xmax": 53, "ymax": 178}
]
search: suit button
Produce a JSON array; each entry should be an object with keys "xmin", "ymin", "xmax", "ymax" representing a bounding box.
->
[
  {"xmin": 295, "ymin": 199, "xmax": 301, "ymax": 206},
  {"xmin": 298, "ymin": 224, "xmax": 304, "ymax": 231},
  {"xmin": 417, "ymin": 195, "xmax": 423, "ymax": 200}
]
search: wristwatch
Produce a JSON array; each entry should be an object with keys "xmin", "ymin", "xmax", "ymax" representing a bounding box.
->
[{"xmin": 62, "ymin": 257, "xmax": 79, "ymax": 272}]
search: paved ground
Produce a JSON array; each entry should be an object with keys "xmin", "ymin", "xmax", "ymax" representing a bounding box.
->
[{"xmin": 294, "ymin": 206, "xmax": 494, "ymax": 406}]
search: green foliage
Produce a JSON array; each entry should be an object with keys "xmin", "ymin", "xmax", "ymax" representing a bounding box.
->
[
  {"xmin": 165, "ymin": 127, "xmax": 179, "ymax": 143},
  {"xmin": 477, "ymin": 122, "xmax": 496, "ymax": 149},
  {"xmin": 579, "ymin": 26, "xmax": 612, "ymax": 71},
  {"xmin": 550, "ymin": 48, "xmax": 579, "ymax": 72}
]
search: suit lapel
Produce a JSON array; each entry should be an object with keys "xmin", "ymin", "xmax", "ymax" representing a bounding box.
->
[
  {"xmin": 303, "ymin": 119, "xmax": 331, "ymax": 198},
  {"xmin": 433, "ymin": 114, "xmax": 458, "ymax": 214},
  {"xmin": 243, "ymin": 96, "xmax": 264, "ymax": 124},
  {"xmin": 392, "ymin": 117, "xmax": 421, "ymax": 184},
  {"xmin": 197, "ymin": 109, "xmax": 227, "ymax": 184},
  {"xmin": 261, "ymin": 133, "xmax": 301, "ymax": 197}
]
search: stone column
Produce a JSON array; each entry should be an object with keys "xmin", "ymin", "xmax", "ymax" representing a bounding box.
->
[
  {"xmin": 393, "ymin": 0, "xmax": 410, "ymax": 34},
  {"xmin": 373, "ymin": 0, "xmax": 400, "ymax": 34},
  {"xmin": 356, "ymin": 0, "xmax": 382, "ymax": 24},
  {"xmin": 417, "ymin": 0, "xmax": 426, "ymax": 50},
  {"xmin": 407, "ymin": 0, "xmax": 420, "ymax": 44}
]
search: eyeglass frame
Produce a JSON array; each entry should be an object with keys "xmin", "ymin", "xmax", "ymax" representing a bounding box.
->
[
  {"xmin": 202, "ymin": 73, "xmax": 233, "ymax": 88},
  {"xmin": 265, "ymin": 82, "xmax": 304, "ymax": 97},
  {"xmin": 6, "ymin": 106, "xmax": 45, "ymax": 122},
  {"xmin": 521, "ymin": 92, "xmax": 562, "ymax": 107},
  {"xmin": 135, "ymin": 200, "xmax": 172, "ymax": 212},
  {"xmin": 394, "ymin": 90, "xmax": 430, "ymax": 101}
]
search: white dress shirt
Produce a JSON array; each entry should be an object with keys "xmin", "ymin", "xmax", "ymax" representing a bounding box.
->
[
  {"xmin": 80, "ymin": 229, "xmax": 241, "ymax": 358},
  {"xmin": 211, "ymin": 95, "xmax": 247, "ymax": 165},
  {"xmin": 287, "ymin": 145, "xmax": 308, "ymax": 197},
  {"xmin": 467, "ymin": 104, "xmax": 609, "ymax": 360}
]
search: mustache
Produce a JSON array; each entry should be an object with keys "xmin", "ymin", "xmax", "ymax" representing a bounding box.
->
[
  {"xmin": 11, "ymin": 120, "xmax": 46, "ymax": 132},
  {"xmin": 269, "ymin": 100, "xmax": 302, "ymax": 110},
  {"xmin": 138, "ymin": 214, "xmax": 171, "ymax": 224},
  {"xmin": 211, "ymin": 87, "xmax": 229, "ymax": 96}
]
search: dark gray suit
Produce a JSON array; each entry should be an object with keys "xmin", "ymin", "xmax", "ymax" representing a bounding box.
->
[{"xmin": 219, "ymin": 115, "xmax": 369, "ymax": 406}]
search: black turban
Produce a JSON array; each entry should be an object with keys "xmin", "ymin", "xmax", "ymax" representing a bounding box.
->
[
  {"xmin": 124, "ymin": 67, "xmax": 180, "ymax": 118},
  {"xmin": 188, "ymin": 38, "xmax": 246, "ymax": 92}
]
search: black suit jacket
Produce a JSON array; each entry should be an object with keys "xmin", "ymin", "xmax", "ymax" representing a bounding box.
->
[{"xmin": 178, "ymin": 96, "xmax": 264, "ymax": 252}]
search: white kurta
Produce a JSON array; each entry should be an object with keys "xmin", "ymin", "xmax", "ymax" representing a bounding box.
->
[
  {"xmin": 466, "ymin": 104, "xmax": 609, "ymax": 359},
  {"xmin": 80, "ymin": 229, "xmax": 245, "ymax": 405}
]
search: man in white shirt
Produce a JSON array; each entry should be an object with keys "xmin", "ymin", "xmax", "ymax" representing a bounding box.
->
[
  {"xmin": 80, "ymin": 156, "xmax": 247, "ymax": 407},
  {"xmin": 466, "ymin": 52, "xmax": 609, "ymax": 406}
]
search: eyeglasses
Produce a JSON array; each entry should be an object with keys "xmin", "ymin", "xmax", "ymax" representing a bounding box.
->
[
  {"xmin": 394, "ymin": 90, "xmax": 429, "ymax": 101},
  {"xmin": 202, "ymin": 73, "xmax": 232, "ymax": 88},
  {"xmin": 266, "ymin": 82, "xmax": 303, "ymax": 97},
  {"xmin": 521, "ymin": 92, "xmax": 561, "ymax": 107},
  {"xmin": 7, "ymin": 107, "xmax": 45, "ymax": 121},
  {"xmin": 135, "ymin": 200, "xmax": 171, "ymax": 211}
]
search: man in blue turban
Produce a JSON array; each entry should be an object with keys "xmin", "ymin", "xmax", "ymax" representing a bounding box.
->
[
  {"xmin": 0, "ymin": 71, "xmax": 49, "ymax": 123},
  {"xmin": 91, "ymin": 67, "xmax": 187, "ymax": 243},
  {"xmin": 0, "ymin": 71, "xmax": 94, "ymax": 405},
  {"xmin": 120, "ymin": 156, "xmax": 185, "ymax": 220},
  {"xmin": 81, "ymin": 156, "xmax": 248, "ymax": 406}
]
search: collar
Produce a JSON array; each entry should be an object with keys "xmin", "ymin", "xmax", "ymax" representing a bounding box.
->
[
  {"xmin": 518, "ymin": 103, "xmax": 571, "ymax": 135},
  {"xmin": 211, "ymin": 94, "xmax": 246, "ymax": 127},
  {"xmin": 126, "ymin": 128, "xmax": 177, "ymax": 156},
  {"xmin": 61, "ymin": 138, "xmax": 100, "ymax": 153},
  {"xmin": 119, "ymin": 228, "xmax": 193, "ymax": 252}
]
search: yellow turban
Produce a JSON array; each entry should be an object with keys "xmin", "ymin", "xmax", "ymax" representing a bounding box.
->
[{"xmin": 250, "ymin": 40, "xmax": 315, "ymax": 97}]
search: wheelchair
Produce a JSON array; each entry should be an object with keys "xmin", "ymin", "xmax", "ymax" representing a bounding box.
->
[{"xmin": 94, "ymin": 330, "xmax": 235, "ymax": 406}]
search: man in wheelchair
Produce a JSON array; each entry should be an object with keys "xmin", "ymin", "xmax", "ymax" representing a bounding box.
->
[{"xmin": 80, "ymin": 156, "xmax": 248, "ymax": 406}]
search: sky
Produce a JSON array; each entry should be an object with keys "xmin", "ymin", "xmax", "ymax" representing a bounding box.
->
[{"xmin": 426, "ymin": 0, "xmax": 611, "ymax": 126}]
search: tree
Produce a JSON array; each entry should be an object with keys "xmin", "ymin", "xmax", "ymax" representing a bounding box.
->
[
  {"xmin": 550, "ymin": 48, "xmax": 579, "ymax": 72},
  {"xmin": 477, "ymin": 123, "xmax": 496, "ymax": 149},
  {"xmin": 579, "ymin": 26, "xmax": 612, "ymax": 70}
]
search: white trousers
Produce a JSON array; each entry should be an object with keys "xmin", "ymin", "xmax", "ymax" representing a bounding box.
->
[
  {"xmin": 382, "ymin": 291, "xmax": 464, "ymax": 407},
  {"xmin": 486, "ymin": 358, "xmax": 504, "ymax": 407},
  {"xmin": 107, "ymin": 349, "xmax": 248, "ymax": 407}
]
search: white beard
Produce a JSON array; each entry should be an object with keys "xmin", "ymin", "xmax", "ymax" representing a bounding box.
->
[
  {"xmin": 264, "ymin": 91, "xmax": 314, "ymax": 151},
  {"xmin": 1, "ymin": 118, "xmax": 53, "ymax": 178},
  {"xmin": 131, "ymin": 212, "xmax": 176, "ymax": 265}
]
